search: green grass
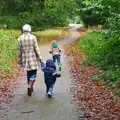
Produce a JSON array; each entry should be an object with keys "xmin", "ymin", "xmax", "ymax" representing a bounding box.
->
[
  {"xmin": 78, "ymin": 30, "xmax": 103, "ymax": 66},
  {"xmin": 33, "ymin": 29, "xmax": 68, "ymax": 40},
  {"xmin": 3, "ymin": 29, "xmax": 21, "ymax": 38},
  {"xmin": 0, "ymin": 30, "xmax": 17, "ymax": 70},
  {"xmin": 3, "ymin": 29, "xmax": 68, "ymax": 40},
  {"xmin": 69, "ymin": 23, "xmax": 84, "ymax": 27}
]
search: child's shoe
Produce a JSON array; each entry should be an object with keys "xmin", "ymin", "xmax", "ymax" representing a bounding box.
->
[
  {"xmin": 59, "ymin": 66, "xmax": 61, "ymax": 71},
  {"xmin": 47, "ymin": 92, "xmax": 52, "ymax": 98},
  {"xmin": 59, "ymin": 64, "xmax": 62, "ymax": 71},
  {"xmin": 47, "ymin": 87, "xmax": 54, "ymax": 98}
]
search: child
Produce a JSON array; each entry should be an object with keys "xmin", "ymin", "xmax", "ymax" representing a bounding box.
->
[
  {"xmin": 49, "ymin": 40, "xmax": 62, "ymax": 71},
  {"xmin": 41, "ymin": 59, "xmax": 61, "ymax": 98}
]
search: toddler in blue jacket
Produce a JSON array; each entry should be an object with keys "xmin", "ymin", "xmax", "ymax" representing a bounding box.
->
[{"xmin": 41, "ymin": 59, "xmax": 61, "ymax": 98}]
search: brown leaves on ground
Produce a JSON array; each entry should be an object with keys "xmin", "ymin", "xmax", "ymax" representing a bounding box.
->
[
  {"xmin": 0, "ymin": 58, "xmax": 24, "ymax": 103},
  {"xmin": 64, "ymin": 41, "xmax": 120, "ymax": 120}
]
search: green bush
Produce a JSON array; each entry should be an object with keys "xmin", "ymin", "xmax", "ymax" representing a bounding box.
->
[
  {"xmin": 76, "ymin": 0, "xmax": 120, "ymax": 95},
  {"xmin": 76, "ymin": 0, "xmax": 120, "ymax": 27},
  {"xmin": 0, "ymin": 0, "xmax": 72, "ymax": 29},
  {"xmin": 79, "ymin": 30, "xmax": 120, "ymax": 90},
  {"xmin": 0, "ymin": 31, "xmax": 18, "ymax": 70}
]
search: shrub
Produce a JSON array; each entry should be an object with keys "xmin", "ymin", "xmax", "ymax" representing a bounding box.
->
[
  {"xmin": 79, "ymin": 30, "xmax": 120, "ymax": 90},
  {"xmin": 0, "ymin": 31, "xmax": 17, "ymax": 70}
]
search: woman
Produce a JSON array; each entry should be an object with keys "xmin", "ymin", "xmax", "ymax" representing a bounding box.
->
[{"xmin": 18, "ymin": 24, "xmax": 42, "ymax": 96}]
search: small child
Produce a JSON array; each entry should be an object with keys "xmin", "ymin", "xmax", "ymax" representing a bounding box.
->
[
  {"xmin": 49, "ymin": 40, "xmax": 62, "ymax": 71},
  {"xmin": 41, "ymin": 59, "xmax": 61, "ymax": 98}
]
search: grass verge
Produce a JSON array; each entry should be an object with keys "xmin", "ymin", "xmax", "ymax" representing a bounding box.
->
[{"xmin": 3, "ymin": 29, "xmax": 69, "ymax": 43}]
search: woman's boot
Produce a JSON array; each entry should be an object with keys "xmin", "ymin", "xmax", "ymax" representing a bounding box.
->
[
  {"xmin": 31, "ymin": 80, "xmax": 35, "ymax": 92},
  {"xmin": 27, "ymin": 80, "xmax": 33, "ymax": 96}
]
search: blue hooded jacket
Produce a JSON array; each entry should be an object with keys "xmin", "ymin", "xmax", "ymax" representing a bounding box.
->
[{"xmin": 41, "ymin": 59, "xmax": 61, "ymax": 85}]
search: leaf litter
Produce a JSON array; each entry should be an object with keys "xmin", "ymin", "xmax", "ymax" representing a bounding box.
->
[{"xmin": 64, "ymin": 40, "xmax": 120, "ymax": 120}]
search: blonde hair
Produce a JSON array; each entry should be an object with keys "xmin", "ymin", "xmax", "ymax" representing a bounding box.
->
[{"xmin": 51, "ymin": 40, "xmax": 57, "ymax": 44}]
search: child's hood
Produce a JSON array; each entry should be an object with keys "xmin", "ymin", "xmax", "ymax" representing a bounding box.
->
[{"xmin": 42, "ymin": 59, "xmax": 56, "ymax": 74}]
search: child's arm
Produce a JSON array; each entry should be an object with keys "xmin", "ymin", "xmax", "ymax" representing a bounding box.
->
[{"xmin": 53, "ymin": 72, "xmax": 61, "ymax": 78}]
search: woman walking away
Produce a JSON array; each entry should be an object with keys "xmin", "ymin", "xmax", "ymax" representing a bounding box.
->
[{"xmin": 18, "ymin": 24, "xmax": 42, "ymax": 96}]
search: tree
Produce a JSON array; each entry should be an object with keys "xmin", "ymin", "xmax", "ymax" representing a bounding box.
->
[
  {"xmin": 0, "ymin": 0, "xmax": 76, "ymax": 29},
  {"xmin": 74, "ymin": 0, "xmax": 120, "ymax": 27}
]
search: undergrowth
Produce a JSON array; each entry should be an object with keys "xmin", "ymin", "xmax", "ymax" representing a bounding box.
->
[
  {"xmin": 79, "ymin": 30, "xmax": 120, "ymax": 96},
  {"xmin": 0, "ymin": 30, "xmax": 17, "ymax": 70}
]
